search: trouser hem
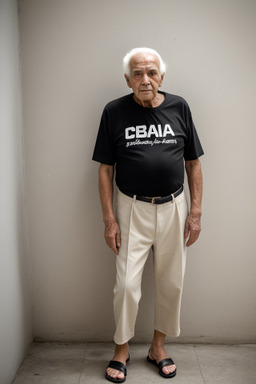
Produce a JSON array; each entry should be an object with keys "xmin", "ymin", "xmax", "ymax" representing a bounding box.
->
[
  {"xmin": 114, "ymin": 333, "xmax": 134, "ymax": 345},
  {"xmin": 154, "ymin": 327, "xmax": 181, "ymax": 338}
]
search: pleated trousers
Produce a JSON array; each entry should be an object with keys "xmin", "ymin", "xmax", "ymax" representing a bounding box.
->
[{"xmin": 113, "ymin": 188, "xmax": 188, "ymax": 345}]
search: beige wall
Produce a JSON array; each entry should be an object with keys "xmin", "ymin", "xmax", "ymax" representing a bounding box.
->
[
  {"xmin": 19, "ymin": 0, "xmax": 256, "ymax": 343},
  {"xmin": 0, "ymin": 1, "xmax": 33, "ymax": 383}
]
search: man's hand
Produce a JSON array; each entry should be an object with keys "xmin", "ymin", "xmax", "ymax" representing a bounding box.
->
[
  {"xmin": 104, "ymin": 219, "xmax": 121, "ymax": 255},
  {"xmin": 184, "ymin": 214, "xmax": 201, "ymax": 247}
]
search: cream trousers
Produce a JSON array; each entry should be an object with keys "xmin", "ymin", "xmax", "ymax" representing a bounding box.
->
[{"xmin": 113, "ymin": 188, "xmax": 188, "ymax": 345}]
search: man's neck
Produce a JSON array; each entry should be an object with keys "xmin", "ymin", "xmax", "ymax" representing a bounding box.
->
[{"xmin": 133, "ymin": 92, "xmax": 165, "ymax": 108}]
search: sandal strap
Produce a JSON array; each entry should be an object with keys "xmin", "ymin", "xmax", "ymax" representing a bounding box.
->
[
  {"xmin": 107, "ymin": 360, "xmax": 127, "ymax": 376},
  {"xmin": 158, "ymin": 358, "xmax": 175, "ymax": 370}
]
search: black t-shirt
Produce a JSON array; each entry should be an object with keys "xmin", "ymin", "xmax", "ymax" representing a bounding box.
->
[{"xmin": 92, "ymin": 91, "xmax": 204, "ymax": 196}]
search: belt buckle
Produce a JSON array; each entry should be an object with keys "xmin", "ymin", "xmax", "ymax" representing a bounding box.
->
[{"xmin": 151, "ymin": 196, "xmax": 161, "ymax": 204}]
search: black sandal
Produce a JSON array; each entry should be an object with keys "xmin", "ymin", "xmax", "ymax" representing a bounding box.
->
[
  {"xmin": 147, "ymin": 355, "xmax": 176, "ymax": 379},
  {"xmin": 105, "ymin": 356, "xmax": 130, "ymax": 383}
]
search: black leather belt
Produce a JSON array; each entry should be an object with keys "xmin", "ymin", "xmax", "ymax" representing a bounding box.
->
[{"xmin": 120, "ymin": 185, "xmax": 183, "ymax": 205}]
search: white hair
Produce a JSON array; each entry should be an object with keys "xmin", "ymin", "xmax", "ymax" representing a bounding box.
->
[{"xmin": 123, "ymin": 47, "xmax": 166, "ymax": 76}]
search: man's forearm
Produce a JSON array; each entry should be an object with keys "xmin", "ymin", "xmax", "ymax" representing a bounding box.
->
[
  {"xmin": 98, "ymin": 164, "xmax": 121, "ymax": 254},
  {"xmin": 184, "ymin": 159, "xmax": 203, "ymax": 247},
  {"xmin": 98, "ymin": 164, "xmax": 115, "ymax": 223},
  {"xmin": 185, "ymin": 159, "xmax": 203, "ymax": 216}
]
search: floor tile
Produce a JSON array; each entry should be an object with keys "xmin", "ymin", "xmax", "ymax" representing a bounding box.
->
[
  {"xmin": 194, "ymin": 344, "xmax": 256, "ymax": 384},
  {"xmin": 12, "ymin": 343, "xmax": 86, "ymax": 384}
]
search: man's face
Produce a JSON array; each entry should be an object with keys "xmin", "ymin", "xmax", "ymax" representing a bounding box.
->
[{"xmin": 124, "ymin": 52, "xmax": 164, "ymax": 107}]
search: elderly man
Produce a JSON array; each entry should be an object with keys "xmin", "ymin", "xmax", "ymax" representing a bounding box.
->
[{"xmin": 93, "ymin": 47, "xmax": 203, "ymax": 383}]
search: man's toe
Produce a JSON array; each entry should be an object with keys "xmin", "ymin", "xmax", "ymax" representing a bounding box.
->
[
  {"xmin": 162, "ymin": 364, "xmax": 176, "ymax": 375},
  {"xmin": 106, "ymin": 368, "xmax": 124, "ymax": 380}
]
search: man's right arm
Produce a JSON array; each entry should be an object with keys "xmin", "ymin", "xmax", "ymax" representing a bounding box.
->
[{"xmin": 98, "ymin": 164, "xmax": 121, "ymax": 255}]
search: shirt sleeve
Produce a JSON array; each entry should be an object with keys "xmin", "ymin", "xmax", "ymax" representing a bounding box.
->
[
  {"xmin": 183, "ymin": 102, "xmax": 204, "ymax": 160},
  {"xmin": 92, "ymin": 107, "xmax": 116, "ymax": 165}
]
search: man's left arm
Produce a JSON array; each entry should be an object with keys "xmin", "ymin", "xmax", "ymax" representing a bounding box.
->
[{"xmin": 184, "ymin": 158, "xmax": 203, "ymax": 247}]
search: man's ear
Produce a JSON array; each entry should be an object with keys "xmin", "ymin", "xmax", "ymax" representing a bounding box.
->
[
  {"xmin": 124, "ymin": 74, "xmax": 132, "ymax": 88},
  {"xmin": 159, "ymin": 73, "xmax": 165, "ymax": 87}
]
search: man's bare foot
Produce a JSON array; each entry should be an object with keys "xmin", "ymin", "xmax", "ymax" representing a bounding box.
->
[
  {"xmin": 106, "ymin": 343, "xmax": 129, "ymax": 382},
  {"xmin": 148, "ymin": 345, "xmax": 176, "ymax": 376},
  {"xmin": 149, "ymin": 331, "xmax": 176, "ymax": 376}
]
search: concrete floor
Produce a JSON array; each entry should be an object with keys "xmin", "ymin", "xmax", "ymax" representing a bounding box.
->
[{"xmin": 12, "ymin": 342, "xmax": 256, "ymax": 384}]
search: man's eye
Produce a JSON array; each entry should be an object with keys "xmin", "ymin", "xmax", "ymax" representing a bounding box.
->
[{"xmin": 149, "ymin": 71, "xmax": 156, "ymax": 76}]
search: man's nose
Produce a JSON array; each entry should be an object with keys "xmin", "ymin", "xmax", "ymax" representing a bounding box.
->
[{"xmin": 142, "ymin": 73, "xmax": 150, "ymax": 85}]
